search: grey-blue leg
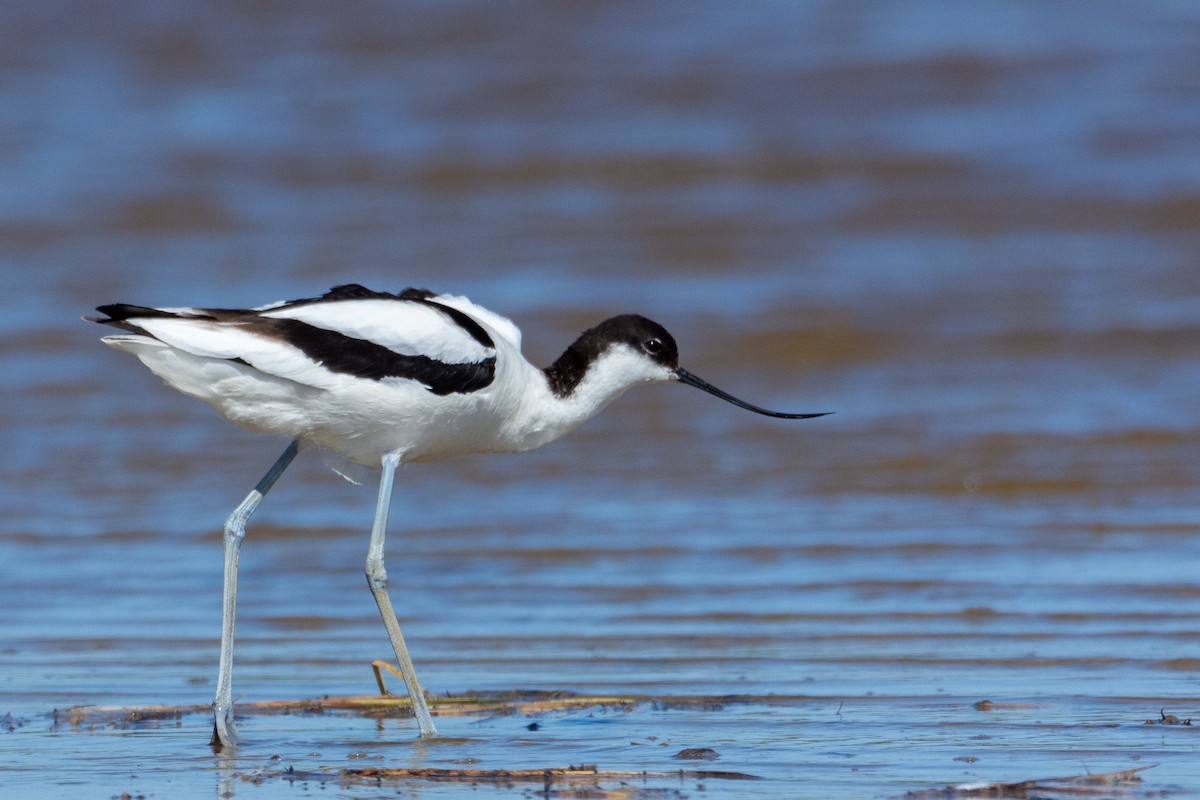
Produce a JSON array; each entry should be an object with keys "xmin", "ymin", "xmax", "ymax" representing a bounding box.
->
[
  {"xmin": 365, "ymin": 451, "xmax": 438, "ymax": 737},
  {"xmin": 211, "ymin": 439, "xmax": 300, "ymax": 749}
]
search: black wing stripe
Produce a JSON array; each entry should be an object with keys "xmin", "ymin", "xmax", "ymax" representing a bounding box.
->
[
  {"xmin": 262, "ymin": 318, "xmax": 495, "ymax": 395},
  {"xmin": 272, "ymin": 285, "xmax": 496, "ymax": 350},
  {"xmin": 417, "ymin": 299, "xmax": 494, "ymax": 349}
]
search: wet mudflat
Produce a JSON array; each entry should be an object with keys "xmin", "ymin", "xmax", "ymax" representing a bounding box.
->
[{"xmin": 2, "ymin": 1, "xmax": 1199, "ymax": 798}]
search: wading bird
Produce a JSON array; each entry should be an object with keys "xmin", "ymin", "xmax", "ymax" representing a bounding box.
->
[{"xmin": 89, "ymin": 284, "xmax": 828, "ymax": 747}]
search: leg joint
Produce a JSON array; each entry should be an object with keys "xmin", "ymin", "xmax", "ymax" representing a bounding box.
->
[{"xmin": 365, "ymin": 555, "xmax": 388, "ymax": 591}]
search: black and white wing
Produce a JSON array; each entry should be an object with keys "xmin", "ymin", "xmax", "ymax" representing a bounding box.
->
[{"xmin": 91, "ymin": 285, "xmax": 507, "ymax": 395}]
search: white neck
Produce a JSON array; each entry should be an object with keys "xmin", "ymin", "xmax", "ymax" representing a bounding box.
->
[{"xmin": 499, "ymin": 345, "xmax": 675, "ymax": 452}]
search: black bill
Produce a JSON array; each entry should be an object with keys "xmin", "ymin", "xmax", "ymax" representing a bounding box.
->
[{"xmin": 675, "ymin": 368, "xmax": 831, "ymax": 420}]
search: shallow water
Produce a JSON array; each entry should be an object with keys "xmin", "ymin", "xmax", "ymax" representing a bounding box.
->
[{"xmin": 2, "ymin": 1, "xmax": 1199, "ymax": 797}]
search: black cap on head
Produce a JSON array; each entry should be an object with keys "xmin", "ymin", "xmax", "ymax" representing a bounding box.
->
[{"xmin": 545, "ymin": 314, "xmax": 679, "ymax": 396}]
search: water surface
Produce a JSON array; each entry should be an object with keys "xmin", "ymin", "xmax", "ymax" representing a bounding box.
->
[{"xmin": 2, "ymin": 2, "xmax": 1199, "ymax": 797}]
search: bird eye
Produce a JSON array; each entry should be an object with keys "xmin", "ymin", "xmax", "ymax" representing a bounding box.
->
[{"xmin": 643, "ymin": 337, "xmax": 663, "ymax": 355}]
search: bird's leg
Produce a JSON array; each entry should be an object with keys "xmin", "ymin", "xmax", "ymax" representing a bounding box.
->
[
  {"xmin": 365, "ymin": 452, "xmax": 438, "ymax": 738},
  {"xmin": 210, "ymin": 439, "xmax": 300, "ymax": 750}
]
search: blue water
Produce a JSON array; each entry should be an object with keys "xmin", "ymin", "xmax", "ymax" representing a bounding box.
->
[{"xmin": 2, "ymin": 1, "xmax": 1200, "ymax": 797}]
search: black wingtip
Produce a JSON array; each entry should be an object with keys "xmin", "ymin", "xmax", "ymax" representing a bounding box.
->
[{"xmin": 90, "ymin": 303, "xmax": 168, "ymax": 322}]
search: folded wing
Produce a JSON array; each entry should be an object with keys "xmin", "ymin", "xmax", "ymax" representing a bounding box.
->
[{"xmin": 90, "ymin": 285, "xmax": 501, "ymax": 396}]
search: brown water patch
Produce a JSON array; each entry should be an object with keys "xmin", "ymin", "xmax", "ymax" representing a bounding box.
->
[
  {"xmin": 261, "ymin": 615, "xmax": 344, "ymax": 632},
  {"xmin": 722, "ymin": 318, "xmax": 897, "ymax": 369},
  {"xmin": 992, "ymin": 325, "xmax": 1200, "ymax": 360},
  {"xmin": 0, "ymin": 220, "xmax": 63, "ymax": 252},
  {"xmin": 801, "ymin": 51, "xmax": 1087, "ymax": 112},
  {"xmin": 839, "ymin": 190, "xmax": 1200, "ymax": 235},
  {"xmin": 1146, "ymin": 193, "xmax": 1200, "ymax": 232},
  {"xmin": 103, "ymin": 192, "xmax": 245, "ymax": 235},
  {"xmin": 812, "ymin": 427, "xmax": 1200, "ymax": 497},
  {"xmin": 0, "ymin": 326, "xmax": 82, "ymax": 356},
  {"xmin": 839, "ymin": 192, "xmax": 1055, "ymax": 234},
  {"xmin": 409, "ymin": 152, "xmax": 969, "ymax": 194},
  {"xmin": 1152, "ymin": 658, "xmax": 1200, "ymax": 673},
  {"xmin": 200, "ymin": 523, "xmax": 354, "ymax": 543},
  {"xmin": 440, "ymin": 545, "xmax": 689, "ymax": 565}
]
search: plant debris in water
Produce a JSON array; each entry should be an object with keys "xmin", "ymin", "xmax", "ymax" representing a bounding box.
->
[
  {"xmin": 904, "ymin": 765, "xmax": 1154, "ymax": 798},
  {"xmin": 1144, "ymin": 709, "xmax": 1192, "ymax": 726},
  {"xmin": 675, "ymin": 747, "xmax": 720, "ymax": 760},
  {"xmin": 54, "ymin": 688, "xmax": 813, "ymax": 731},
  {"xmin": 248, "ymin": 764, "xmax": 760, "ymax": 788}
]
